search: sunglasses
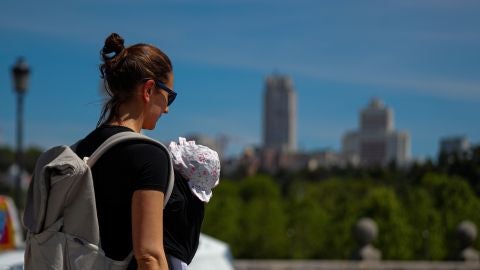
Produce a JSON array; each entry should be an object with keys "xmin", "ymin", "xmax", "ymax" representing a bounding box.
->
[
  {"xmin": 156, "ymin": 80, "xmax": 177, "ymax": 106},
  {"xmin": 144, "ymin": 78, "xmax": 177, "ymax": 106}
]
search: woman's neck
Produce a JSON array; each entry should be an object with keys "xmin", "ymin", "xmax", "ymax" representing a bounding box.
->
[
  {"xmin": 108, "ymin": 119, "xmax": 142, "ymax": 133},
  {"xmin": 108, "ymin": 107, "xmax": 144, "ymax": 133},
  {"xmin": 107, "ymin": 96, "xmax": 145, "ymax": 133}
]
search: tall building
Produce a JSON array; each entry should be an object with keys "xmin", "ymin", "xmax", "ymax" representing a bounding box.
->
[
  {"xmin": 342, "ymin": 98, "xmax": 410, "ymax": 167},
  {"xmin": 439, "ymin": 136, "xmax": 470, "ymax": 155},
  {"xmin": 263, "ymin": 74, "xmax": 297, "ymax": 153}
]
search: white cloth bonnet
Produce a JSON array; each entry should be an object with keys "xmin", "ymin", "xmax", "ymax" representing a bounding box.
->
[{"xmin": 169, "ymin": 137, "xmax": 220, "ymax": 203}]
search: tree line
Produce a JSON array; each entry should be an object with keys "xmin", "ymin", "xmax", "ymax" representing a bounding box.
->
[
  {"xmin": 203, "ymin": 146, "xmax": 480, "ymax": 260},
  {"xmin": 1, "ymin": 144, "xmax": 479, "ymax": 260}
]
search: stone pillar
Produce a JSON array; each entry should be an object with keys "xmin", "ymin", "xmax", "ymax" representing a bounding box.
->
[
  {"xmin": 456, "ymin": 220, "xmax": 479, "ymax": 262},
  {"xmin": 352, "ymin": 217, "xmax": 382, "ymax": 261}
]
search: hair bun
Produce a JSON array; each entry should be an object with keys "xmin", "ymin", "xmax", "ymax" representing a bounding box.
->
[{"xmin": 102, "ymin": 33, "xmax": 125, "ymax": 60}]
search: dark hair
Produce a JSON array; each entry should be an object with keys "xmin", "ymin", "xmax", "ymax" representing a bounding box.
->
[{"xmin": 98, "ymin": 33, "xmax": 173, "ymax": 126}]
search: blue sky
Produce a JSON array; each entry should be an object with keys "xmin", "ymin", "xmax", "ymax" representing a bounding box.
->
[{"xmin": 1, "ymin": 0, "xmax": 479, "ymax": 160}]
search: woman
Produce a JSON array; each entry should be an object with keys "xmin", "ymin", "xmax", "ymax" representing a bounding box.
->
[{"xmin": 75, "ymin": 33, "xmax": 202, "ymax": 270}]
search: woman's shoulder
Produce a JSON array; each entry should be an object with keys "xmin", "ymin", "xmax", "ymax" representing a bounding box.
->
[
  {"xmin": 123, "ymin": 139, "xmax": 170, "ymax": 158},
  {"xmin": 77, "ymin": 125, "xmax": 169, "ymax": 158},
  {"xmin": 76, "ymin": 125, "xmax": 130, "ymax": 154}
]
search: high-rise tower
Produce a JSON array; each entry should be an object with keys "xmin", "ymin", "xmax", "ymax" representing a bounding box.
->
[
  {"xmin": 342, "ymin": 98, "xmax": 410, "ymax": 166},
  {"xmin": 263, "ymin": 74, "xmax": 297, "ymax": 152}
]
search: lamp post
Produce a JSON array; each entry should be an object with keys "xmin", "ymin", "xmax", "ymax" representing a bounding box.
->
[{"xmin": 11, "ymin": 57, "xmax": 30, "ymax": 209}]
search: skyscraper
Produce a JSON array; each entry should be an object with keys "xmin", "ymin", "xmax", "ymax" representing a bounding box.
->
[
  {"xmin": 263, "ymin": 74, "xmax": 297, "ymax": 153},
  {"xmin": 342, "ymin": 98, "xmax": 410, "ymax": 167},
  {"xmin": 439, "ymin": 136, "xmax": 470, "ymax": 155}
]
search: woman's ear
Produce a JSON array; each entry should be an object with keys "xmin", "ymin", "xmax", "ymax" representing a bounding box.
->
[{"xmin": 141, "ymin": 79, "xmax": 155, "ymax": 102}]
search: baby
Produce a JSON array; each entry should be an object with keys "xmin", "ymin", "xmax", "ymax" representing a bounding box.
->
[{"xmin": 168, "ymin": 137, "xmax": 221, "ymax": 203}]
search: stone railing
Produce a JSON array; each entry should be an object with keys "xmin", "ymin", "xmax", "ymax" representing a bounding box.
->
[
  {"xmin": 233, "ymin": 260, "xmax": 480, "ymax": 270},
  {"xmin": 233, "ymin": 218, "xmax": 480, "ymax": 270}
]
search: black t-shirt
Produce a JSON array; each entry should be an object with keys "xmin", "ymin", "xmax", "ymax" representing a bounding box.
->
[
  {"xmin": 75, "ymin": 125, "xmax": 204, "ymax": 267},
  {"xmin": 164, "ymin": 173, "xmax": 205, "ymax": 264}
]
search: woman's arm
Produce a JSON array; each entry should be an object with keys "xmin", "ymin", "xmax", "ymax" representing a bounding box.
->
[{"xmin": 132, "ymin": 190, "xmax": 169, "ymax": 270}]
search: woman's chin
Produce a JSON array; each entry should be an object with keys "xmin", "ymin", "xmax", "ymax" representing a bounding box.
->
[{"xmin": 142, "ymin": 123, "xmax": 155, "ymax": 130}]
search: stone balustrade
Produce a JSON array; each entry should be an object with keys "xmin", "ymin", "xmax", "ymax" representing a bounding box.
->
[
  {"xmin": 233, "ymin": 218, "xmax": 480, "ymax": 270},
  {"xmin": 233, "ymin": 260, "xmax": 480, "ymax": 270}
]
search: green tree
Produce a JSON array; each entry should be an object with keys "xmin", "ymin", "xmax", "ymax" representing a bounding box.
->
[
  {"xmin": 438, "ymin": 145, "xmax": 480, "ymax": 196},
  {"xmin": 24, "ymin": 146, "xmax": 43, "ymax": 173},
  {"xmin": 235, "ymin": 175, "xmax": 288, "ymax": 258},
  {"xmin": 420, "ymin": 173, "xmax": 480, "ymax": 259},
  {"xmin": 403, "ymin": 187, "xmax": 445, "ymax": 260},
  {"xmin": 285, "ymin": 180, "xmax": 329, "ymax": 259},
  {"xmin": 312, "ymin": 178, "xmax": 371, "ymax": 259},
  {"xmin": 0, "ymin": 145, "xmax": 14, "ymax": 172},
  {"xmin": 358, "ymin": 186, "xmax": 414, "ymax": 260},
  {"xmin": 0, "ymin": 145, "xmax": 43, "ymax": 173},
  {"xmin": 208, "ymin": 166, "xmax": 480, "ymax": 261},
  {"xmin": 202, "ymin": 180, "xmax": 242, "ymax": 255},
  {"xmin": 312, "ymin": 178, "xmax": 414, "ymax": 260}
]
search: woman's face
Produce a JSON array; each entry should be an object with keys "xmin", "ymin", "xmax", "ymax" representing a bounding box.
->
[{"xmin": 143, "ymin": 72, "xmax": 174, "ymax": 130}]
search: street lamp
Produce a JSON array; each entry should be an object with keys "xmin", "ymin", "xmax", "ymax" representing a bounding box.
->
[{"xmin": 11, "ymin": 57, "xmax": 30, "ymax": 209}]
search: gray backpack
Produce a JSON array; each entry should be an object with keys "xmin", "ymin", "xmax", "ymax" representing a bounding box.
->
[{"xmin": 23, "ymin": 132, "xmax": 174, "ymax": 270}]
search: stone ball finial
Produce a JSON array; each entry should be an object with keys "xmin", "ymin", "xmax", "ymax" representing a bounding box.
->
[
  {"xmin": 354, "ymin": 217, "xmax": 378, "ymax": 245},
  {"xmin": 457, "ymin": 220, "xmax": 477, "ymax": 247},
  {"xmin": 456, "ymin": 220, "xmax": 479, "ymax": 262},
  {"xmin": 352, "ymin": 217, "xmax": 381, "ymax": 261}
]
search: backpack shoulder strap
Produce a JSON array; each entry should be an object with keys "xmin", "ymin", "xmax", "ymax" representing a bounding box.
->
[{"xmin": 86, "ymin": 131, "xmax": 174, "ymax": 208}]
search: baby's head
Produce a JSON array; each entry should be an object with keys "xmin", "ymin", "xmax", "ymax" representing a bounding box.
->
[{"xmin": 169, "ymin": 137, "xmax": 220, "ymax": 202}]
